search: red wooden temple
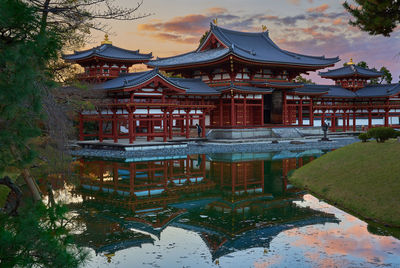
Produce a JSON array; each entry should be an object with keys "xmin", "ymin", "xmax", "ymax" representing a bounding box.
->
[{"xmin": 64, "ymin": 23, "xmax": 400, "ymax": 142}]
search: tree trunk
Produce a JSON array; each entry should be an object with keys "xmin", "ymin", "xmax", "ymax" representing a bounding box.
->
[{"xmin": 22, "ymin": 169, "xmax": 42, "ymax": 201}]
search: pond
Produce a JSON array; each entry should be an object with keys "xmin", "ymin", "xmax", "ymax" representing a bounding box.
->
[{"xmin": 46, "ymin": 150, "xmax": 400, "ymax": 267}]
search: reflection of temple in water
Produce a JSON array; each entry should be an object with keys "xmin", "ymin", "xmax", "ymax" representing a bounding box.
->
[{"xmin": 73, "ymin": 151, "xmax": 338, "ymax": 261}]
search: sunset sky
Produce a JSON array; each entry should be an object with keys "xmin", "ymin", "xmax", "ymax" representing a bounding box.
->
[{"xmin": 87, "ymin": 0, "xmax": 400, "ymax": 84}]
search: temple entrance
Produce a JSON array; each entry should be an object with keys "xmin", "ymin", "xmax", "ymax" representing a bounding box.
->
[
  {"xmin": 264, "ymin": 91, "xmax": 283, "ymax": 124},
  {"xmin": 263, "ymin": 94, "xmax": 272, "ymax": 124}
]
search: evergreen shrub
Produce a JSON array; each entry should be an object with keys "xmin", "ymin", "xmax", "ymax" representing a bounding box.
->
[
  {"xmin": 367, "ymin": 127, "xmax": 396, "ymax": 143},
  {"xmin": 358, "ymin": 132, "xmax": 370, "ymax": 142}
]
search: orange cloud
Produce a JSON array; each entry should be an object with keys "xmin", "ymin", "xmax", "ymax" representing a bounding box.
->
[
  {"xmin": 206, "ymin": 7, "xmax": 228, "ymax": 14},
  {"xmin": 286, "ymin": 0, "xmax": 300, "ymax": 5},
  {"xmin": 307, "ymin": 4, "xmax": 329, "ymax": 13}
]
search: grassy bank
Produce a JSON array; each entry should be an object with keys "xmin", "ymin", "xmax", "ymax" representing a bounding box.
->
[{"xmin": 290, "ymin": 139, "xmax": 400, "ymax": 227}]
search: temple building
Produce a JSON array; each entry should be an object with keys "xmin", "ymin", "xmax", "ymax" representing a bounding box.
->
[{"xmin": 64, "ymin": 23, "xmax": 400, "ymax": 143}]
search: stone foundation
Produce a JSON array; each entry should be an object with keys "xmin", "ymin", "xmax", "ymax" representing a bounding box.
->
[{"xmin": 207, "ymin": 127, "xmax": 324, "ymax": 140}]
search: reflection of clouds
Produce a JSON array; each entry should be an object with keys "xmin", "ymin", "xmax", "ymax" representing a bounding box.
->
[
  {"xmin": 254, "ymin": 254, "xmax": 282, "ymax": 268},
  {"xmin": 285, "ymin": 195, "xmax": 400, "ymax": 267}
]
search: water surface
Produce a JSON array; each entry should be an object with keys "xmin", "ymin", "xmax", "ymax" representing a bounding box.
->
[{"xmin": 46, "ymin": 150, "xmax": 400, "ymax": 267}]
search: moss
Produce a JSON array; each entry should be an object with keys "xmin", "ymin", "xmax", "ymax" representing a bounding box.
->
[{"xmin": 290, "ymin": 139, "xmax": 400, "ymax": 226}]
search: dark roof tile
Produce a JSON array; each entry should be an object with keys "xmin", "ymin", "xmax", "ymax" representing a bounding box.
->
[
  {"xmin": 63, "ymin": 44, "xmax": 152, "ymax": 61},
  {"xmin": 319, "ymin": 65, "xmax": 382, "ymax": 78}
]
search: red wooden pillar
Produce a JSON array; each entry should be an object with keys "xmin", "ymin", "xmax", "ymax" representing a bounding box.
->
[
  {"xmin": 98, "ymin": 110, "xmax": 104, "ymax": 142},
  {"xmin": 163, "ymin": 109, "xmax": 168, "ymax": 142},
  {"xmin": 331, "ymin": 110, "xmax": 336, "ymax": 132},
  {"xmin": 243, "ymin": 95, "xmax": 247, "ymax": 126},
  {"xmin": 128, "ymin": 108, "xmax": 134, "ymax": 144},
  {"xmin": 185, "ymin": 110, "xmax": 190, "ymax": 139},
  {"xmin": 282, "ymin": 91, "xmax": 287, "ymax": 125},
  {"xmin": 79, "ymin": 112, "xmax": 84, "ymax": 141},
  {"xmin": 201, "ymin": 113, "xmax": 206, "ymax": 138},
  {"xmin": 230, "ymin": 92, "xmax": 235, "ymax": 126},
  {"xmin": 384, "ymin": 109, "xmax": 389, "ymax": 127},
  {"xmin": 342, "ymin": 111, "xmax": 346, "ymax": 132},
  {"xmin": 261, "ymin": 94, "xmax": 264, "ymax": 126},
  {"xmin": 321, "ymin": 110, "xmax": 325, "ymax": 127},
  {"xmin": 169, "ymin": 111, "xmax": 173, "ymax": 139},
  {"xmin": 346, "ymin": 113, "xmax": 350, "ymax": 131},
  {"xmin": 353, "ymin": 109, "xmax": 356, "ymax": 131},
  {"xmin": 368, "ymin": 109, "xmax": 372, "ymax": 129},
  {"xmin": 309, "ymin": 98, "xmax": 314, "ymax": 126},
  {"xmin": 180, "ymin": 114, "xmax": 185, "ymax": 136},
  {"xmin": 219, "ymin": 98, "xmax": 223, "ymax": 127},
  {"xmin": 112, "ymin": 109, "xmax": 118, "ymax": 143},
  {"xmin": 298, "ymin": 98, "xmax": 303, "ymax": 126}
]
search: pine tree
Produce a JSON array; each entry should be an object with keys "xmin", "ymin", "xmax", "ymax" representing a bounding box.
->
[{"xmin": 343, "ymin": 0, "xmax": 400, "ymax": 36}]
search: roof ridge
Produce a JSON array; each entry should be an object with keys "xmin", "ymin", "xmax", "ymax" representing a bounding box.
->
[{"xmin": 213, "ymin": 24, "xmax": 266, "ymax": 36}]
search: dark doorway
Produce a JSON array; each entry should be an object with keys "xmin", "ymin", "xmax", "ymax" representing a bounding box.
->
[{"xmin": 263, "ymin": 94, "xmax": 272, "ymax": 124}]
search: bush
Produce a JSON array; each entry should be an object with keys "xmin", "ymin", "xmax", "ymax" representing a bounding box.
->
[
  {"xmin": 367, "ymin": 127, "xmax": 396, "ymax": 143},
  {"xmin": 358, "ymin": 132, "xmax": 370, "ymax": 142}
]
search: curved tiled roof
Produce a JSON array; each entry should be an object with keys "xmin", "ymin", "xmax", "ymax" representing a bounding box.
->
[
  {"xmin": 214, "ymin": 85, "xmax": 274, "ymax": 93},
  {"xmin": 95, "ymin": 69, "xmax": 219, "ymax": 95},
  {"xmin": 63, "ymin": 44, "xmax": 152, "ymax": 62},
  {"xmin": 293, "ymin": 83, "xmax": 400, "ymax": 98},
  {"xmin": 147, "ymin": 48, "xmax": 229, "ymax": 68},
  {"xmin": 148, "ymin": 24, "xmax": 339, "ymax": 68},
  {"xmin": 356, "ymin": 83, "xmax": 400, "ymax": 97},
  {"xmin": 319, "ymin": 65, "xmax": 382, "ymax": 78}
]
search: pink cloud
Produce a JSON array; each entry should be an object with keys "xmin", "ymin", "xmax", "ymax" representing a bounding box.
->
[
  {"xmin": 307, "ymin": 4, "xmax": 329, "ymax": 13},
  {"xmin": 206, "ymin": 7, "xmax": 228, "ymax": 14}
]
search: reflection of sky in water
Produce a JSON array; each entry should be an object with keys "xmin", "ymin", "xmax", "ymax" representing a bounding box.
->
[{"xmin": 84, "ymin": 194, "xmax": 400, "ymax": 268}]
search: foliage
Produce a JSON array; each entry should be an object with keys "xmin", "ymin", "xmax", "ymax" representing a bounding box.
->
[
  {"xmin": 294, "ymin": 75, "xmax": 315, "ymax": 84},
  {"xmin": 0, "ymin": 201, "xmax": 89, "ymax": 267},
  {"xmin": 290, "ymin": 140, "xmax": 400, "ymax": 226},
  {"xmin": 358, "ymin": 132, "xmax": 370, "ymax": 142},
  {"xmin": 367, "ymin": 127, "xmax": 397, "ymax": 143},
  {"xmin": 357, "ymin": 61, "xmax": 368, "ymax": 68},
  {"xmin": 379, "ymin": 66, "xmax": 392, "ymax": 84},
  {"xmin": 343, "ymin": 0, "xmax": 400, "ymax": 36},
  {"xmin": 0, "ymin": 0, "xmax": 61, "ymax": 172},
  {"xmin": 199, "ymin": 30, "xmax": 209, "ymax": 45}
]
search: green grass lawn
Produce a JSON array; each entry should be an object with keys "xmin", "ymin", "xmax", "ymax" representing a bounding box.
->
[{"xmin": 290, "ymin": 139, "xmax": 400, "ymax": 226}]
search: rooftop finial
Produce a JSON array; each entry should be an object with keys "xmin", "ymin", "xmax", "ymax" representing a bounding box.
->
[
  {"xmin": 262, "ymin": 25, "xmax": 267, "ymax": 32},
  {"xmin": 101, "ymin": 34, "xmax": 112, "ymax": 45},
  {"xmin": 347, "ymin": 58, "xmax": 354, "ymax": 65},
  {"xmin": 212, "ymin": 18, "xmax": 218, "ymax": 25}
]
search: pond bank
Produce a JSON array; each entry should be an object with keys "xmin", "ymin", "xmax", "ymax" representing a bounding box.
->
[
  {"xmin": 290, "ymin": 139, "xmax": 400, "ymax": 227},
  {"xmin": 71, "ymin": 137, "xmax": 358, "ymax": 160}
]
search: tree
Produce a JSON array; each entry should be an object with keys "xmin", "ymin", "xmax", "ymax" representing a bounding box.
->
[
  {"xmin": 199, "ymin": 30, "xmax": 209, "ymax": 45},
  {"xmin": 294, "ymin": 75, "xmax": 315, "ymax": 84},
  {"xmin": 379, "ymin": 66, "xmax": 392, "ymax": 84},
  {"xmin": 343, "ymin": 1, "xmax": 400, "ymax": 36},
  {"xmin": 357, "ymin": 61, "xmax": 368, "ymax": 68},
  {"xmin": 0, "ymin": 201, "xmax": 88, "ymax": 267},
  {"xmin": 0, "ymin": 0, "xmax": 62, "ymax": 200}
]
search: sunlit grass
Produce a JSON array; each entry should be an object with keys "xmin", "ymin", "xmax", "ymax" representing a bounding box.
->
[{"xmin": 290, "ymin": 139, "xmax": 400, "ymax": 226}]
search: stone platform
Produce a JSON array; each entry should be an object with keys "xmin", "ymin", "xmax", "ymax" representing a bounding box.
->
[{"xmin": 206, "ymin": 127, "xmax": 329, "ymax": 140}]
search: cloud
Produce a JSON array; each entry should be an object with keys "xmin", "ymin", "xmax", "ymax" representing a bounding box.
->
[
  {"xmin": 206, "ymin": 7, "xmax": 228, "ymax": 14},
  {"xmin": 136, "ymin": 4, "xmax": 400, "ymax": 83},
  {"xmin": 138, "ymin": 14, "xmax": 210, "ymax": 35},
  {"xmin": 286, "ymin": 0, "xmax": 300, "ymax": 5},
  {"xmin": 307, "ymin": 4, "xmax": 329, "ymax": 13}
]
